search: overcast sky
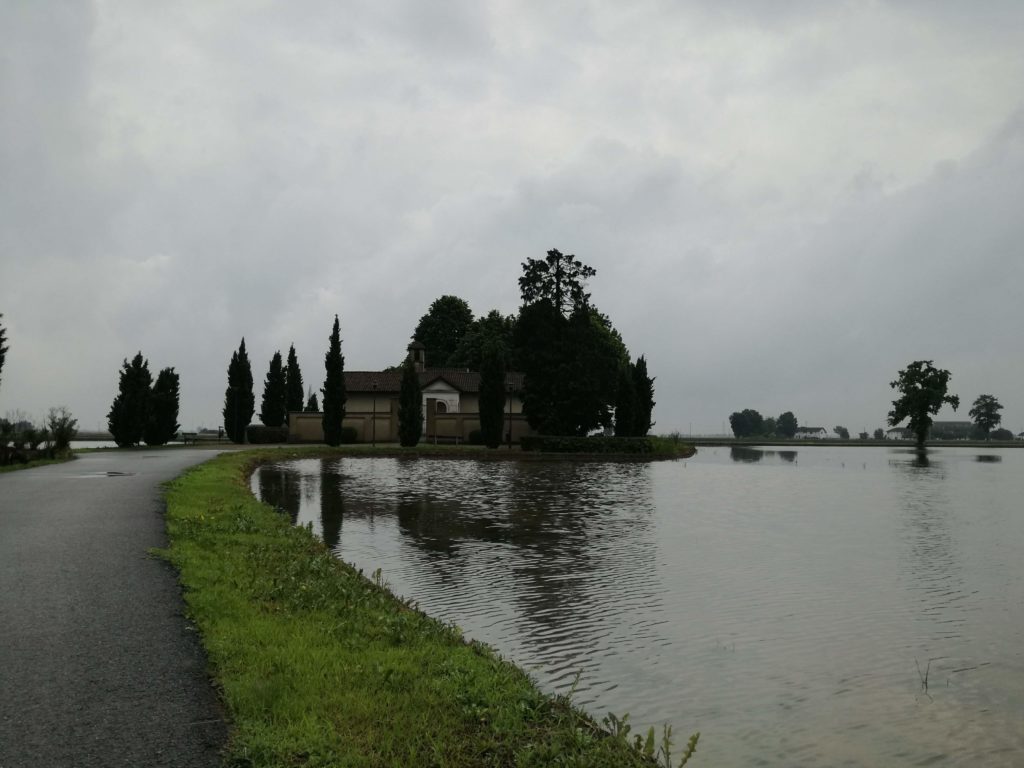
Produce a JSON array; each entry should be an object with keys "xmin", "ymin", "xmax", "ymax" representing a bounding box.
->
[{"xmin": 2, "ymin": 1, "xmax": 1022, "ymax": 436}]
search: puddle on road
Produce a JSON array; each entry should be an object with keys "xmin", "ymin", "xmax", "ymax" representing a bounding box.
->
[{"xmin": 69, "ymin": 471, "xmax": 137, "ymax": 478}]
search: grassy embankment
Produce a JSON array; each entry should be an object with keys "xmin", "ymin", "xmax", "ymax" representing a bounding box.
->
[{"xmin": 162, "ymin": 448, "xmax": 698, "ymax": 767}]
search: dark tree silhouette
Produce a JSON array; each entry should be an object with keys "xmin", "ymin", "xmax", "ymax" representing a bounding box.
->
[
  {"xmin": 398, "ymin": 357, "xmax": 422, "ymax": 447},
  {"xmin": 777, "ymin": 411, "xmax": 798, "ymax": 439},
  {"xmin": 518, "ymin": 248, "xmax": 596, "ymax": 316},
  {"xmin": 321, "ymin": 315, "xmax": 347, "ymax": 446},
  {"xmin": 108, "ymin": 352, "xmax": 153, "ymax": 447},
  {"xmin": 478, "ymin": 340, "xmax": 506, "ymax": 448},
  {"xmin": 145, "ymin": 367, "xmax": 180, "ymax": 446},
  {"xmin": 285, "ymin": 344, "xmax": 305, "ymax": 416},
  {"xmin": 969, "ymin": 394, "xmax": 1003, "ymax": 439},
  {"xmin": 632, "ymin": 355, "xmax": 655, "ymax": 436},
  {"xmin": 448, "ymin": 310, "xmax": 517, "ymax": 370},
  {"xmin": 614, "ymin": 363, "xmax": 637, "ymax": 437},
  {"xmin": 305, "ymin": 392, "xmax": 319, "ymax": 412},
  {"xmin": 729, "ymin": 409, "xmax": 764, "ymax": 438},
  {"xmin": 0, "ymin": 313, "xmax": 8, "ymax": 392},
  {"xmin": 260, "ymin": 351, "xmax": 287, "ymax": 427},
  {"xmin": 888, "ymin": 360, "xmax": 959, "ymax": 448},
  {"xmin": 412, "ymin": 295, "xmax": 474, "ymax": 368},
  {"xmin": 223, "ymin": 338, "xmax": 255, "ymax": 443}
]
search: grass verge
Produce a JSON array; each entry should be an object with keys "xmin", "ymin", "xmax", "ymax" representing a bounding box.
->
[
  {"xmin": 163, "ymin": 449, "xmax": 698, "ymax": 767},
  {"xmin": 0, "ymin": 455, "xmax": 75, "ymax": 474}
]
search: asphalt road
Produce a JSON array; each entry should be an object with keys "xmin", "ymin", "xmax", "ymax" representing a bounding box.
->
[{"xmin": 0, "ymin": 449, "xmax": 232, "ymax": 767}]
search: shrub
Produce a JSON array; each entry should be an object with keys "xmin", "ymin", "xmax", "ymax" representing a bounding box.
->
[
  {"xmin": 340, "ymin": 426, "xmax": 359, "ymax": 444},
  {"xmin": 246, "ymin": 425, "xmax": 289, "ymax": 444},
  {"xmin": 520, "ymin": 435, "xmax": 653, "ymax": 454},
  {"xmin": 467, "ymin": 429, "xmax": 484, "ymax": 445},
  {"xmin": 47, "ymin": 406, "xmax": 78, "ymax": 452}
]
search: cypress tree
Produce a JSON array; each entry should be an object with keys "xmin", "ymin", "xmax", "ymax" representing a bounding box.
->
[
  {"xmin": 285, "ymin": 344, "xmax": 305, "ymax": 417},
  {"xmin": 398, "ymin": 357, "xmax": 423, "ymax": 447},
  {"xmin": 321, "ymin": 315, "xmax": 347, "ymax": 446},
  {"xmin": 260, "ymin": 350, "xmax": 287, "ymax": 427},
  {"xmin": 145, "ymin": 367, "xmax": 180, "ymax": 446},
  {"xmin": 614, "ymin": 362, "xmax": 637, "ymax": 437},
  {"xmin": 478, "ymin": 339, "xmax": 506, "ymax": 448},
  {"xmin": 632, "ymin": 355, "xmax": 655, "ymax": 436},
  {"xmin": 305, "ymin": 392, "xmax": 319, "ymax": 412},
  {"xmin": 108, "ymin": 352, "xmax": 153, "ymax": 447},
  {"xmin": 0, "ymin": 313, "xmax": 8, "ymax": 393},
  {"xmin": 223, "ymin": 338, "xmax": 255, "ymax": 443}
]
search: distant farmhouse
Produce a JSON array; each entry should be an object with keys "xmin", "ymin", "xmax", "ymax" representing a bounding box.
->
[
  {"xmin": 885, "ymin": 427, "xmax": 913, "ymax": 440},
  {"xmin": 794, "ymin": 427, "xmax": 828, "ymax": 439},
  {"xmin": 288, "ymin": 342, "xmax": 534, "ymax": 444}
]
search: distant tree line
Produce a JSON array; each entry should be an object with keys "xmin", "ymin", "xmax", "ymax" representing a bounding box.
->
[
  {"xmin": 728, "ymin": 410, "xmax": 798, "ymax": 438},
  {"xmin": 723, "ymin": 361, "xmax": 1015, "ymax": 447}
]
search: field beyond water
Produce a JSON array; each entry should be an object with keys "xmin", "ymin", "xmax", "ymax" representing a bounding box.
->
[{"xmin": 162, "ymin": 448, "xmax": 698, "ymax": 767}]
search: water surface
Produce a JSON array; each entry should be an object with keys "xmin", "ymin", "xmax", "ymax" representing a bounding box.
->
[{"xmin": 252, "ymin": 446, "xmax": 1024, "ymax": 767}]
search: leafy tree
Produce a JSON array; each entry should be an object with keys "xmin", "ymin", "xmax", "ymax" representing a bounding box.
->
[
  {"xmin": 398, "ymin": 357, "xmax": 422, "ymax": 447},
  {"xmin": 412, "ymin": 295, "xmax": 474, "ymax": 368},
  {"xmin": 145, "ymin": 367, "xmax": 180, "ymax": 446},
  {"xmin": 305, "ymin": 392, "xmax": 319, "ymax": 412},
  {"xmin": 729, "ymin": 409, "xmax": 764, "ymax": 438},
  {"xmin": 47, "ymin": 406, "xmax": 78, "ymax": 452},
  {"xmin": 990, "ymin": 427, "xmax": 1014, "ymax": 441},
  {"xmin": 0, "ymin": 313, "xmax": 8, "ymax": 392},
  {"xmin": 777, "ymin": 411, "xmax": 798, "ymax": 439},
  {"xmin": 260, "ymin": 351, "xmax": 287, "ymax": 427},
  {"xmin": 763, "ymin": 417, "xmax": 777, "ymax": 437},
  {"xmin": 108, "ymin": 352, "xmax": 153, "ymax": 447},
  {"xmin": 321, "ymin": 315, "xmax": 347, "ymax": 446},
  {"xmin": 448, "ymin": 310, "xmax": 517, "ymax": 370},
  {"xmin": 519, "ymin": 248, "xmax": 596, "ymax": 316},
  {"xmin": 888, "ymin": 360, "xmax": 959, "ymax": 449},
  {"xmin": 478, "ymin": 339, "xmax": 506, "ymax": 448},
  {"xmin": 614, "ymin": 362, "xmax": 637, "ymax": 437},
  {"xmin": 873, "ymin": 428, "xmax": 885, "ymax": 440},
  {"xmin": 631, "ymin": 355, "xmax": 655, "ymax": 436},
  {"xmin": 223, "ymin": 338, "xmax": 255, "ymax": 444},
  {"xmin": 559, "ymin": 307, "xmax": 626, "ymax": 435},
  {"xmin": 285, "ymin": 344, "xmax": 305, "ymax": 416},
  {"xmin": 833, "ymin": 425, "xmax": 850, "ymax": 440},
  {"xmin": 858, "ymin": 431, "xmax": 869, "ymax": 440},
  {"xmin": 968, "ymin": 394, "xmax": 1003, "ymax": 439}
]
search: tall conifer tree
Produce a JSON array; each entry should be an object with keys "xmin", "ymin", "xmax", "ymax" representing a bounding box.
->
[
  {"xmin": 632, "ymin": 355, "xmax": 655, "ymax": 436},
  {"xmin": 260, "ymin": 350, "xmax": 287, "ymax": 427},
  {"xmin": 398, "ymin": 357, "xmax": 423, "ymax": 447},
  {"xmin": 108, "ymin": 352, "xmax": 153, "ymax": 447},
  {"xmin": 478, "ymin": 340, "xmax": 506, "ymax": 448},
  {"xmin": 0, "ymin": 313, "xmax": 8, "ymax": 392},
  {"xmin": 285, "ymin": 344, "xmax": 305, "ymax": 416},
  {"xmin": 223, "ymin": 338, "xmax": 255, "ymax": 443},
  {"xmin": 145, "ymin": 367, "xmax": 180, "ymax": 446},
  {"xmin": 614, "ymin": 362, "xmax": 638, "ymax": 437},
  {"xmin": 321, "ymin": 315, "xmax": 347, "ymax": 446}
]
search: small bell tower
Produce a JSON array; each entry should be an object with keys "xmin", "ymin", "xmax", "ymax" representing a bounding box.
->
[{"xmin": 407, "ymin": 341, "xmax": 426, "ymax": 372}]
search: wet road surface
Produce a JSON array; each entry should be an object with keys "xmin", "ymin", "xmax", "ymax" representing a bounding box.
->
[{"xmin": 0, "ymin": 449, "xmax": 232, "ymax": 767}]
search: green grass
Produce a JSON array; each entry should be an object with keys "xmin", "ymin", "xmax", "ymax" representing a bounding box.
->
[{"xmin": 163, "ymin": 449, "xmax": 698, "ymax": 767}]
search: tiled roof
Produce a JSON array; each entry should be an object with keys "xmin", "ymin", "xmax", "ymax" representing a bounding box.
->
[{"xmin": 344, "ymin": 368, "xmax": 524, "ymax": 394}]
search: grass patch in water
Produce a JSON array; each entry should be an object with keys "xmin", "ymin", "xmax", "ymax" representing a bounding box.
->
[{"xmin": 163, "ymin": 449, "xmax": 697, "ymax": 767}]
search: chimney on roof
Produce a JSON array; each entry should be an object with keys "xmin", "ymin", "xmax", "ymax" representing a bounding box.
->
[{"xmin": 407, "ymin": 341, "xmax": 426, "ymax": 372}]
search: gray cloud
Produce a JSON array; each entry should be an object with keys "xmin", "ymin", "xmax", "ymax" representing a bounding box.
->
[{"xmin": 2, "ymin": 1, "xmax": 1022, "ymax": 435}]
